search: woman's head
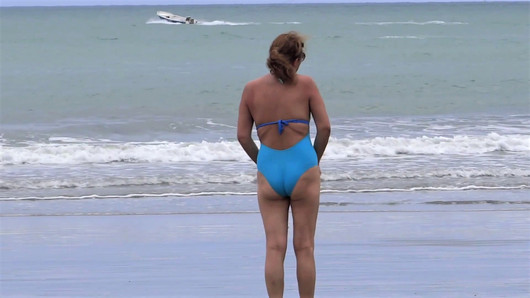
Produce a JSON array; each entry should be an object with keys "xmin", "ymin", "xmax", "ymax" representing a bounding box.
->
[{"xmin": 266, "ymin": 31, "xmax": 306, "ymax": 84}]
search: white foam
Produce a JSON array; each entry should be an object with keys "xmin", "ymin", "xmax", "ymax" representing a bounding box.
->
[
  {"xmin": 379, "ymin": 35, "xmax": 424, "ymax": 39},
  {"xmin": 321, "ymin": 168, "xmax": 530, "ymax": 182},
  {"xmin": 4, "ymin": 164, "xmax": 527, "ymax": 191},
  {"xmin": 325, "ymin": 133, "xmax": 530, "ymax": 159},
  {"xmin": 270, "ymin": 22, "xmax": 301, "ymax": 25},
  {"xmin": 205, "ymin": 119, "xmax": 237, "ymax": 128},
  {"xmin": 1, "ymin": 191, "xmax": 258, "ymax": 202},
  {"xmin": 145, "ymin": 18, "xmax": 182, "ymax": 25},
  {"xmin": 146, "ymin": 18, "xmax": 259, "ymax": 26},
  {"xmin": 199, "ymin": 20, "xmax": 259, "ymax": 26},
  {"xmin": 321, "ymin": 185, "xmax": 529, "ymax": 194},
  {"xmin": 0, "ymin": 172, "xmax": 257, "ymax": 190},
  {"xmin": 3, "ymin": 185, "xmax": 528, "ymax": 202},
  {"xmin": 2, "ymin": 133, "xmax": 528, "ymax": 166},
  {"xmin": 48, "ymin": 136, "xmax": 112, "ymax": 143},
  {"xmin": 1, "ymin": 140, "xmax": 251, "ymax": 165},
  {"xmin": 356, "ymin": 20, "xmax": 468, "ymax": 26}
]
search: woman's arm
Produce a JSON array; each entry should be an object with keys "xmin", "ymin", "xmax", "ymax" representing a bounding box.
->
[
  {"xmin": 307, "ymin": 77, "xmax": 331, "ymax": 163},
  {"xmin": 237, "ymin": 84, "xmax": 259, "ymax": 164}
]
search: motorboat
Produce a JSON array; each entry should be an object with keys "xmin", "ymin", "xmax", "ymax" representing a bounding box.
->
[{"xmin": 157, "ymin": 11, "xmax": 197, "ymax": 24}]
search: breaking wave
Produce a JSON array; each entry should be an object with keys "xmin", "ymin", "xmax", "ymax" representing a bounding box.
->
[
  {"xmin": 2, "ymin": 133, "xmax": 528, "ymax": 166},
  {"xmin": 326, "ymin": 133, "xmax": 529, "ymax": 159}
]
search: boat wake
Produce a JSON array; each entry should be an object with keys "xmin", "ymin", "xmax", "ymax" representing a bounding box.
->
[
  {"xmin": 199, "ymin": 20, "xmax": 259, "ymax": 26},
  {"xmin": 356, "ymin": 20, "xmax": 468, "ymax": 26},
  {"xmin": 146, "ymin": 18, "xmax": 259, "ymax": 26},
  {"xmin": 146, "ymin": 18, "xmax": 299, "ymax": 26}
]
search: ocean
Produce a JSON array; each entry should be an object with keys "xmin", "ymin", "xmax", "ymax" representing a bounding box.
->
[{"xmin": 1, "ymin": 2, "xmax": 529, "ymax": 206}]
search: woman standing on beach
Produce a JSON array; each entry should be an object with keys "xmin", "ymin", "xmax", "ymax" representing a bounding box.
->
[{"xmin": 237, "ymin": 31, "xmax": 330, "ymax": 298}]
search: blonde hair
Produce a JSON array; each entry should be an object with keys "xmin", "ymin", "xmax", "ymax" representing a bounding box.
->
[{"xmin": 266, "ymin": 31, "xmax": 306, "ymax": 84}]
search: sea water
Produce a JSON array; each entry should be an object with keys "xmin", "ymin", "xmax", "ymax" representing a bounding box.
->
[{"xmin": 1, "ymin": 3, "xmax": 529, "ymax": 205}]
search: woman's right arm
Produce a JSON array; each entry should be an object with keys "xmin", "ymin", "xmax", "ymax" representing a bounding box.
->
[
  {"xmin": 307, "ymin": 77, "xmax": 331, "ymax": 163},
  {"xmin": 237, "ymin": 83, "xmax": 259, "ymax": 164}
]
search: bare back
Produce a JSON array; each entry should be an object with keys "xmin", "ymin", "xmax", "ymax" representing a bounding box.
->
[
  {"xmin": 245, "ymin": 74, "xmax": 313, "ymax": 149},
  {"xmin": 238, "ymin": 71, "xmax": 329, "ymax": 164}
]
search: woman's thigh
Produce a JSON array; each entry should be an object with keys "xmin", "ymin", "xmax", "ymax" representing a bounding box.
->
[
  {"xmin": 257, "ymin": 172, "xmax": 290, "ymax": 245},
  {"xmin": 290, "ymin": 167, "xmax": 320, "ymax": 244}
]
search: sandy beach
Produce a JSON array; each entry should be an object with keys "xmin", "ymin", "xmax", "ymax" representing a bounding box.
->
[{"xmin": 1, "ymin": 190, "xmax": 528, "ymax": 297}]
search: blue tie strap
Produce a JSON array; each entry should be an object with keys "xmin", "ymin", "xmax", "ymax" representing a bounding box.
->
[{"xmin": 256, "ymin": 119, "xmax": 310, "ymax": 134}]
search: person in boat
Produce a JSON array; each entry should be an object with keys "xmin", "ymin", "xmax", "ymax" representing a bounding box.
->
[{"xmin": 237, "ymin": 31, "xmax": 331, "ymax": 298}]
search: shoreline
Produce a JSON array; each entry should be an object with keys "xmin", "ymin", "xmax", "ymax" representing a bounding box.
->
[
  {"xmin": 1, "ymin": 190, "xmax": 529, "ymax": 297},
  {"xmin": 1, "ymin": 189, "xmax": 528, "ymax": 217}
]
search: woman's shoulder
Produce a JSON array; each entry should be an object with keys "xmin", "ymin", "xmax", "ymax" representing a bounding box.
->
[
  {"xmin": 242, "ymin": 75, "xmax": 271, "ymax": 100},
  {"xmin": 296, "ymin": 74, "xmax": 318, "ymax": 90},
  {"xmin": 246, "ymin": 74, "xmax": 272, "ymax": 88},
  {"xmin": 296, "ymin": 74, "xmax": 316, "ymax": 85}
]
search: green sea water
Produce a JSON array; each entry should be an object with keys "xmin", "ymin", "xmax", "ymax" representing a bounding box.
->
[
  {"xmin": 1, "ymin": 3, "xmax": 529, "ymax": 199},
  {"xmin": 1, "ymin": 2, "xmax": 528, "ymax": 126}
]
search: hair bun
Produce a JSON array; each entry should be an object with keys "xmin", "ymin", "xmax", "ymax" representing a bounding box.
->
[{"xmin": 266, "ymin": 31, "xmax": 306, "ymax": 84}]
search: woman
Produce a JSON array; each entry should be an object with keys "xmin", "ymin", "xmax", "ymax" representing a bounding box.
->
[{"xmin": 237, "ymin": 31, "xmax": 331, "ymax": 298}]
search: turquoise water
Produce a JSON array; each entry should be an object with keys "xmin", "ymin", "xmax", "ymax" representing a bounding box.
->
[
  {"xmin": 2, "ymin": 3, "xmax": 528, "ymax": 122},
  {"xmin": 0, "ymin": 3, "xmax": 529, "ymax": 200}
]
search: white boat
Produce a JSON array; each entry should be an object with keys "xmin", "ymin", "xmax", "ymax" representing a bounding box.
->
[{"xmin": 157, "ymin": 11, "xmax": 197, "ymax": 24}]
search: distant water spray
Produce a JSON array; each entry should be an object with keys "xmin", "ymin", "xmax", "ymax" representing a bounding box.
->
[
  {"xmin": 146, "ymin": 18, "xmax": 298, "ymax": 26},
  {"xmin": 146, "ymin": 17, "xmax": 260, "ymax": 26}
]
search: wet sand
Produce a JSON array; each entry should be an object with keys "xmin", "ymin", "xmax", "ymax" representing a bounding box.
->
[{"xmin": 1, "ymin": 191, "xmax": 529, "ymax": 297}]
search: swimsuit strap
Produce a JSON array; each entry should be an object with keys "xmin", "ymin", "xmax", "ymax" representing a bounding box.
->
[{"xmin": 256, "ymin": 119, "xmax": 309, "ymax": 134}]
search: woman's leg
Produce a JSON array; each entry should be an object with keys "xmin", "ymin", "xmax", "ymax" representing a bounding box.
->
[
  {"xmin": 257, "ymin": 172, "xmax": 290, "ymax": 298},
  {"xmin": 290, "ymin": 166, "xmax": 321, "ymax": 298}
]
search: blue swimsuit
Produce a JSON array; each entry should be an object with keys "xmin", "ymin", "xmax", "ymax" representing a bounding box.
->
[{"xmin": 256, "ymin": 119, "xmax": 318, "ymax": 197}]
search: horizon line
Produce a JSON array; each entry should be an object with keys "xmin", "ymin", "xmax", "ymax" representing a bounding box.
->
[{"xmin": 2, "ymin": 0, "xmax": 529, "ymax": 8}]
